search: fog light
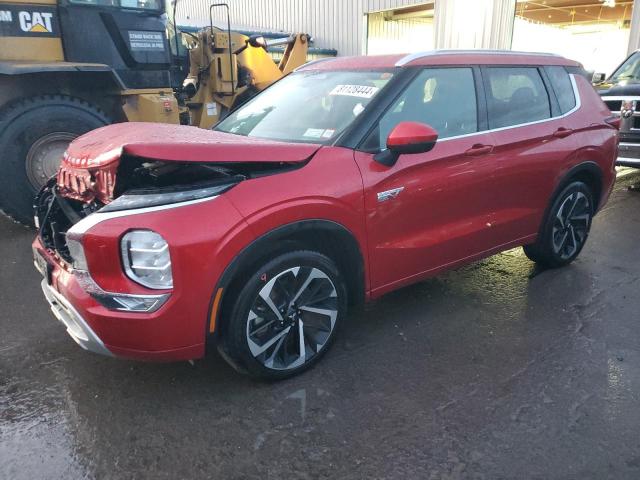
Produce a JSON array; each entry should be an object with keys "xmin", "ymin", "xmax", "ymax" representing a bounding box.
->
[
  {"xmin": 121, "ymin": 230, "xmax": 173, "ymax": 289},
  {"xmin": 74, "ymin": 270, "xmax": 169, "ymax": 313},
  {"xmin": 92, "ymin": 292, "xmax": 170, "ymax": 312}
]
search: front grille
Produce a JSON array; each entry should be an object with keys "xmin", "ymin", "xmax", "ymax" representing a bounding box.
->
[{"xmin": 604, "ymin": 100, "xmax": 622, "ymax": 112}]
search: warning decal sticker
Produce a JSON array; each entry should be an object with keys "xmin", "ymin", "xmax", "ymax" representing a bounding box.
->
[{"xmin": 128, "ymin": 30, "xmax": 166, "ymax": 52}]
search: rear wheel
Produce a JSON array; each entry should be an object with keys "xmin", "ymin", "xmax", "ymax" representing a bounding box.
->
[
  {"xmin": 220, "ymin": 251, "xmax": 347, "ymax": 380},
  {"xmin": 523, "ymin": 181, "xmax": 594, "ymax": 268},
  {"xmin": 0, "ymin": 95, "xmax": 110, "ymax": 225}
]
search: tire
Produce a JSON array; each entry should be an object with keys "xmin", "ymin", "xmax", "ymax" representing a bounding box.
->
[
  {"xmin": 220, "ymin": 250, "xmax": 348, "ymax": 380},
  {"xmin": 0, "ymin": 95, "xmax": 110, "ymax": 225},
  {"xmin": 523, "ymin": 181, "xmax": 594, "ymax": 268}
]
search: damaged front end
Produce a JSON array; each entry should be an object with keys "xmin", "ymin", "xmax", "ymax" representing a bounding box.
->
[
  {"xmin": 33, "ymin": 154, "xmax": 271, "ymax": 314},
  {"xmin": 35, "ymin": 156, "xmax": 245, "ymax": 260}
]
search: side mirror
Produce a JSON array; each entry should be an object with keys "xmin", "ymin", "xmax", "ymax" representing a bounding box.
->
[
  {"xmin": 374, "ymin": 121, "xmax": 439, "ymax": 166},
  {"xmin": 592, "ymin": 72, "xmax": 606, "ymax": 84}
]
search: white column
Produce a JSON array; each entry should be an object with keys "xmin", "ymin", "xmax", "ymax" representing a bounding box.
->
[
  {"xmin": 628, "ymin": 0, "xmax": 640, "ymax": 55},
  {"xmin": 433, "ymin": 0, "xmax": 516, "ymax": 50}
]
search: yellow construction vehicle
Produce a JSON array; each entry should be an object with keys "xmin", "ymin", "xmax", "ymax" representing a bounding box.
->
[{"xmin": 0, "ymin": 0, "xmax": 311, "ymax": 224}]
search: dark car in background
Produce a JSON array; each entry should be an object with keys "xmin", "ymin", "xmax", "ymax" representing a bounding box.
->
[{"xmin": 595, "ymin": 50, "xmax": 640, "ymax": 167}]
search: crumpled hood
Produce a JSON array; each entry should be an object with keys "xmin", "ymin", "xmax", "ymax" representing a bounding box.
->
[{"xmin": 63, "ymin": 122, "xmax": 322, "ymax": 168}]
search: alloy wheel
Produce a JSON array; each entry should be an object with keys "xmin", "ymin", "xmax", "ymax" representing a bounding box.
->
[
  {"xmin": 551, "ymin": 191, "xmax": 591, "ymax": 260},
  {"xmin": 246, "ymin": 266, "xmax": 338, "ymax": 371}
]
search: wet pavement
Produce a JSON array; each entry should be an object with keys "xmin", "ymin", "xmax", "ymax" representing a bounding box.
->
[{"xmin": 2, "ymin": 170, "xmax": 640, "ymax": 480}]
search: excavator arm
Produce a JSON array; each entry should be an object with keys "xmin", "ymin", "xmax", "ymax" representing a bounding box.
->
[{"xmin": 181, "ymin": 29, "xmax": 310, "ymax": 129}]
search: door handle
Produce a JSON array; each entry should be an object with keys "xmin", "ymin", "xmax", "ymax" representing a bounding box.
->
[
  {"xmin": 464, "ymin": 144, "xmax": 494, "ymax": 156},
  {"xmin": 553, "ymin": 127, "xmax": 574, "ymax": 138}
]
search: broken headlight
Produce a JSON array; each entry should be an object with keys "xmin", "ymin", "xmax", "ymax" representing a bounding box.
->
[{"xmin": 101, "ymin": 181, "xmax": 238, "ymax": 213}]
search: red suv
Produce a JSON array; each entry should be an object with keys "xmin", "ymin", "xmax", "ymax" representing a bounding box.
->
[{"xmin": 33, "ymin": 51, "xmax": 618, "ymax": 379}]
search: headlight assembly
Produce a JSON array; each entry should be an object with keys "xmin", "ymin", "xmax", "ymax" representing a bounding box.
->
[
  {"xmin": 121, "ymin": 230, "xmax": 173, "ymax": 289},
  {"xmin": 100, "ymin": 181, "xmax": 239, "ymax": 213}
]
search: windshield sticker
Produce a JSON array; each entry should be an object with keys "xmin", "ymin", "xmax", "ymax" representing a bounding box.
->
[
  {"xmin": 322, "ymin": 129, "xmax": 335, "ymax": 139},
  {"xmin": 352, "ymin": 103, "xmax": 365, "ymax": 117},
  {"xmin": 329, "ymin": 85, "xmax": 379, "ymax": 99},
  {"xmin": 303, "ymin": 128, "xmax": 325, "ymax": 138}
]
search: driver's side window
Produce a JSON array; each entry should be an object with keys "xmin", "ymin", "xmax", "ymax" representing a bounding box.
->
[{"xmin": 364, "ymin": 67, "xmax": 478, "ymax": 151}]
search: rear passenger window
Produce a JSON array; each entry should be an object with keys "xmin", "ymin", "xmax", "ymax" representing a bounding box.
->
[
  {"xmin": 365, "ymin": 67, "xmax": 477, "ymax": 150},
  {"xmin": 485, "ymin": 67, "xmax": 551, "ymax": 129},
  {"xmin": 545, "ymin": 66, "xmax": 576, "ymax": 114}
]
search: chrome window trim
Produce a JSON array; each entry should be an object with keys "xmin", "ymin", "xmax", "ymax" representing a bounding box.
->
[
  {"xmin": 436, "ymin": 73, "xmax": 581, "ymax": 143},
  {"xmin": 68, "ymin": 195, "xmax": 220, "ymax": 236}
]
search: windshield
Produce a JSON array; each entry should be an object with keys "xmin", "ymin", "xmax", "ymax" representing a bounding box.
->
[
  {"xmin": 215, "ymin": 70, "xmax": 394, "ymax": 143},
  {"xmin": 610, "ymin": 52, "xmax": 640, "ymax": 82}
]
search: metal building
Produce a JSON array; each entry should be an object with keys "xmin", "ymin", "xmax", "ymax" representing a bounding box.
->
[
  {"xmin": 175, "ymin": 0, "xmax": 640, "ymax": 73},
  {"xmin": 176, "ymin": 0, "xmax": 441, "ymax": 56}
]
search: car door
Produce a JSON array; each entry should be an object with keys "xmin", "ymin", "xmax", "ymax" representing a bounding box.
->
[
  {"xmin": 354, "ymin": 66, "xmax": 501, "ymax": 295},
  {"xmin": 480, "ymin": 65, "xmax": 578, "ymax": 242}
]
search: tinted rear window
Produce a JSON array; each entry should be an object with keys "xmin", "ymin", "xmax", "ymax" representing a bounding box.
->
[
  {"xmin": 545, "ymin": 66, "xmax": 576, "ymax": 114},
  {"xmin": 485, "ymin": 67, "xmax": 551, "ymax": 129}
]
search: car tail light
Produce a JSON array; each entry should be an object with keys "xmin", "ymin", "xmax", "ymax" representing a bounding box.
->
[{"xmin": 120, "ymin": 230, "xmax": 173, "ymax": 289}]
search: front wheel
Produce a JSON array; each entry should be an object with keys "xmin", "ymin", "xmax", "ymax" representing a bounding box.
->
[
  {"xmin": 523, "ymin": 181, "xmax": 594, "ymax": 268},
  {"xmin": 220, "ymin": 251, "xmax": 347, "ymax": 380}
]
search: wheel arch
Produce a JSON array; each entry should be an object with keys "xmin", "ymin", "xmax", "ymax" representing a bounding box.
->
[
  {"xmin": 531, "ymin": 160, "xmax": 603, "ymax": 241},
  {"xmin": 208, "ymin": 219, "xmax": 367, "ymax": 339},
  {"xmin": 558, "ymin": 161, "xmax": 604, "ymax": 212}
]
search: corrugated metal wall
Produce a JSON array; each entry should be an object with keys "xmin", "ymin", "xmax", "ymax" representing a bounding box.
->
[
  {"xmin": 433, "ymin": 0, "xmax": 514, "ymax": 49},
  {"xmin": 367, "ymin": 11, "xmax": 433, "ymax": 54},
  {"xmin": 176, "ymin": 0, "xmax": 429, "ymax": 56}
]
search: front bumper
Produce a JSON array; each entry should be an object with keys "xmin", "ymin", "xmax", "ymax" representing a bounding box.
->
[
  {"xmin": 40, "ymin": 278, "xmax": 112, "ymax": 356},
  {"xmin": 32, "ymin": 192, "xmax": 251, "ymax": 362},
  {"xmin": 34, "ymin": 237, "xmax": 208, "ymax": 361}
]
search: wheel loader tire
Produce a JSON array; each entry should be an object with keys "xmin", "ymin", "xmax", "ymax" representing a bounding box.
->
[{"xmin": 0, "ymin": 95, "xmax": 110, "ymax": 226}]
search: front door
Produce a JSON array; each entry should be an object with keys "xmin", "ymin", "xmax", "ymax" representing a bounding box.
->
[{"xmin": 354, "ymin": 67, "xmax": 500, "ymax": 295}]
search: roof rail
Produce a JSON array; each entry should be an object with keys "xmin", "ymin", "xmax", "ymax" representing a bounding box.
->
[{"xmin": 395, "ymin": 49, "xmax": 562, "ymax": 67}]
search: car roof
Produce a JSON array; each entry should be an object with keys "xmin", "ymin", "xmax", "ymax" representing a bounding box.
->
[{"xmin": 298, "ymin": 50, "xmax": 581, "ymax": 71}]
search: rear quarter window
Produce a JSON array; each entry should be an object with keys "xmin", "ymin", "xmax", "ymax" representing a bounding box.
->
[{"xmin": 545, "ymin": 66, "xmax": 576, "ymax": 114}]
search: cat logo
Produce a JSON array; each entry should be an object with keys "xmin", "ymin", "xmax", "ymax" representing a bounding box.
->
[{"xmin": 18, "ymin": 11, "xmax": 53, "ymax": 33}]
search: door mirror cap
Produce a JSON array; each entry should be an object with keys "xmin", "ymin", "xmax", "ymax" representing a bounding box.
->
[
  {"xmin": 592, "ymin": 72, "xmax": 606, "ymax": 84},
  {"xmin": 374, "ymin": 122, "xmax": 439, "ymax": 166}
]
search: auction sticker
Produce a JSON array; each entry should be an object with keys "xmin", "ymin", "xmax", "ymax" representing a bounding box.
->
[
  {"xmin": 303, "ymin": 128, "xmax": 325, "ymax": 138},
  {"xmin": 329, "ymin": 85, "xmax": 379, "ymax": 99}
]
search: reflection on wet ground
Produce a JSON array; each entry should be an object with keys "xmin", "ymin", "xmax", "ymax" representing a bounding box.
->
[{"xmin": 2, "ymin": 170, "xmax": 640, "ymax": 479}]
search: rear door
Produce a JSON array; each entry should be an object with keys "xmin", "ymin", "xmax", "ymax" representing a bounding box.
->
[
  {"xmin": 354, "ymin": 66, "xmax": 501, "ymax": 294},
  {"xmin": 480, "ymin": 65, "xmax": 578, "ymax": 242}
]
